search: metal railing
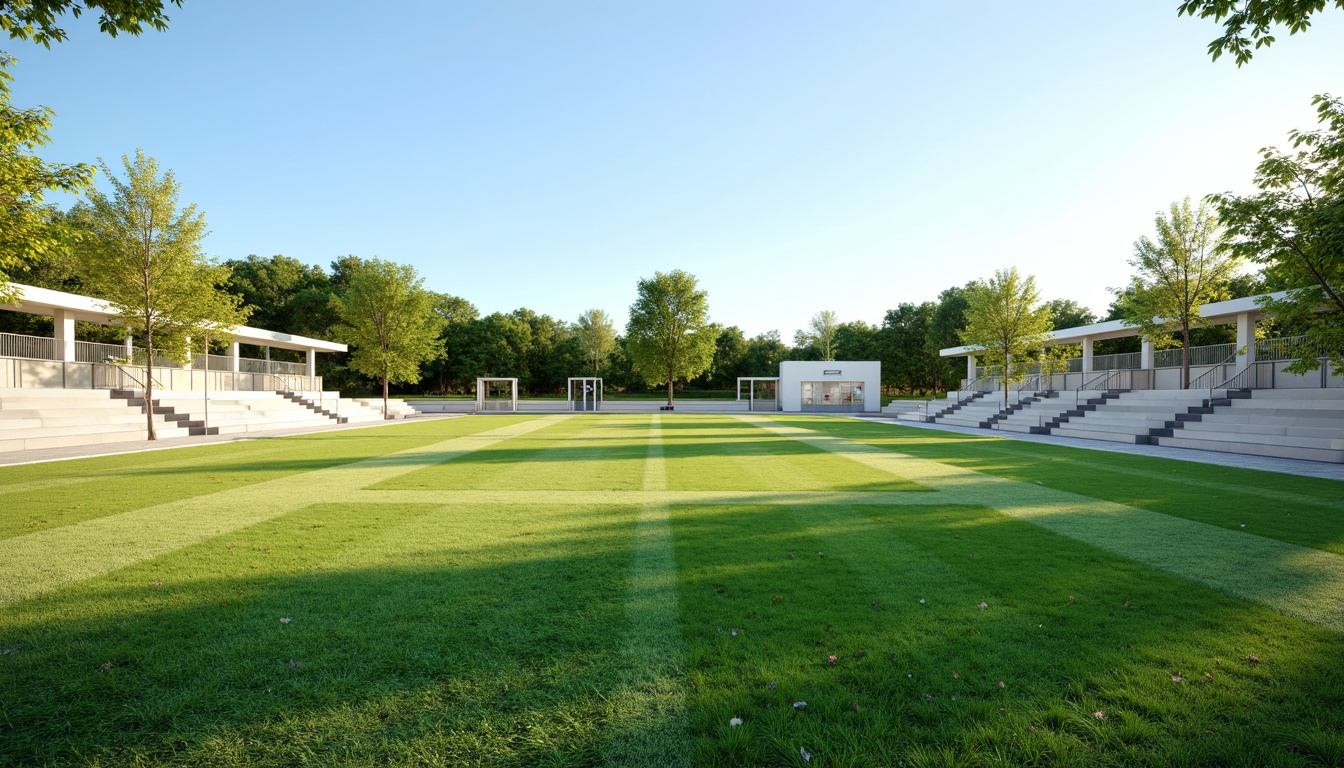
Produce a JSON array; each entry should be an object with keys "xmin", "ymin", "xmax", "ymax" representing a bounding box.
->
[
  {"xmin": 0, "ymin": 332, "xmax": 57, "ymax": 361},
  {"xmin": 75, "ymin": 340, "xmax": 131, "ymax": 363},
  {"xmin": 1256, "ymin": 335, "xmax": 1321, "ymax": 362},
  {"xmin": 1188, "ymin": 353, "xmax": 1239, "ymax": 390},
  {"xmin": 1154, "ymin": 343, "xmax": 1236, "ymax": 369},
  {"xmin": 1091, "ymin": 352, "xmax": 1141, "ymax": 370}
]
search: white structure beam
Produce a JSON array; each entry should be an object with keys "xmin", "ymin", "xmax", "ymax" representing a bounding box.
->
[
  {"xmin": 1236, "ymin": 312, "xmax": 1257, "ymax": 368},
  {"xmin": 53, "ymin": 308, "xmax": 76, "ymax": 362}
]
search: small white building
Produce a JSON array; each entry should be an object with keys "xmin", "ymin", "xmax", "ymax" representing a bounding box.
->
[{"xmin": 779, "ymin": 361, "xmax": 881, "ymax": 413}]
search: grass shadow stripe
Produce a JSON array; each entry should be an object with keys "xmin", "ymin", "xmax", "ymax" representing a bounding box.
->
[
  {"xmin": 602, "ymin": 415, "xmax": 692, "ymax": 768},
  {"xmin": 0, "ymin": 415, "xmax": 570, "ymax": 607},
  {"xmin": 743, "ymin": 415, "xmax": 1344, "ymax": 634}
]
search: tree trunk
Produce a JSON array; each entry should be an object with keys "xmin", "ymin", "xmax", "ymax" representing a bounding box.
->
[
  {"xmin": 1181, "ymin": 325, "xmax": 1191, "ymax": 390},
  {"xmin": 666, "ymin": 371, "xmax": 675, "ymax": 406},
  {"xmin": 144, "ymin": 327, "xmax": 157, "ymax": 441},
  {"xmin": 383, "ymin": 375, "xmax": 389, "ymax": 419}
]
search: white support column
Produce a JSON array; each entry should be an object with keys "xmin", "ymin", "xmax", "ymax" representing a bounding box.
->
[
  {"xmin": 124, "ymin": 335, "xmax": 134, "ymax": 359},
  {"xmin": 53, "ymin": 309, "xmax": 76, "ymax": 362},
  {"xmin": 1236, "ymin": 312, "xmax": 1257, "ymax": 368},
  {"xmin": 1141, "ymin": 339, "xmax": 1154, "ymax": 370},
  {"xmin": 966, "ymin": 355, "xmax": 977, "ymax": 382},
  {"xmin": 229, "ymin": 341, "xmax": 240, "ymax": 373},
  {"xmin": 306, "ymin": 348, "xmax": 317, "ymax": 378},
  {"xmin": 1081, "ymin": 337, "xmax": 1094, "ymax": 374}
]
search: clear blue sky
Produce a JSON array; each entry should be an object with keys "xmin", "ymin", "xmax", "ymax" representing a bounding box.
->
[{"xmin": 8, "ymin": 1, "xmax": 1344, "ymax": 339}]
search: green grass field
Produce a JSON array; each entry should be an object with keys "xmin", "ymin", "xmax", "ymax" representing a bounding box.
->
[{"xmin": 2, "ymin": 414, "xmax": 1344, "ymax": 767}]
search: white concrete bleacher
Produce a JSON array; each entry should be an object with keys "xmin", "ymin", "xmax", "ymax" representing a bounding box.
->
[
  {"xmin": 925, "ymin": 386, "xmax": 1344, "ymax": 464},
  {"xmin": 0, "ymin": 388, "xmax": 197, "ymax": 451},
  {"xmin": 1152, "ymin": 388, "xmax": 1344, "ymax": 463},
  {"xmin": 149, "ymin": 390, "xmax": 337, "ymax": 435},
  {"xmin": 0, "ymin": 388, "xmax": 422, "ymax": 454}
]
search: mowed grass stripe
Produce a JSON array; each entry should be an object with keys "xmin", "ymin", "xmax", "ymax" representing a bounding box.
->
[
  {"xmin": 788, "ymin": 417, "xmax": 1344, "ymax": 554},
  {"xmin": 602, "ymin": 415, "xmax": 693, "ymax": 768},
  {"xmin": 668, "ymin": 499, "xmax": 1344, "ymax": 766},
  {"xmin": 0, "ymin": 496, "xmax": 643, "ymax": 766},
  {"xmin": 0, "ymin": 418, "xmax": 508, "ymax": 541},
  {"xmin": 0, "ymin": 415, "xmax": 570, "ymax": 607},
  {"xmin": 374, "ymin": 414, "xmax": 652, "ymax": 491},
  {"xmin": 660, "ymin": 415, "xmax": 926, "ymax": 493},
  {"xmin": 351, "ymin": 490, "xmax": 946, "ymax": 506},
  {"xmin": 744, "ymin": 416, "xmax": 1344, "ymax": 634}
]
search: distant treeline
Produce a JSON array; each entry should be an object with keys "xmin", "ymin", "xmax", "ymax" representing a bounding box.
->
[{"xmin": 1, "ymin": 252, "xmax": 1268, "ymax": 397}]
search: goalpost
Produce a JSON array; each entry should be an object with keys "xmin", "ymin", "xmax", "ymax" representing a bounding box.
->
[
  {"xmin": 476, "ymin": 377, "xmax": 519, "ymax": 412},
  {"xmin": 567, "ymin": 377, "xmax": 602, "ymax": 412},
  {"xmin": 737, "ymin": 377, "xmax": 780, "ymax": 412}
]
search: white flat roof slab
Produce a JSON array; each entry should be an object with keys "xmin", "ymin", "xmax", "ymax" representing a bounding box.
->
[
  {"xmin": 2, "ymin": 282, "xmax": 346, "ymax": 353},
  {"xmin": 940, "ymin": 291, "xmax": 1289, "ymax": 358}
]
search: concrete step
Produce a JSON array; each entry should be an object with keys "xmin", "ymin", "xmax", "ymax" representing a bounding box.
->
[
  {"xmin": 1178, "ymin": 420, "xmax": 1344, "ymax": 440},
  {"xmin": 1155, "ymin": 434, "xmax": 1344, "ymax": 463},
  {"xmin": 1051, "ymin": 426, "xmax": 1150, "ymax": 444},
  {"xmin": 1159, "ymin": 428, "xmax": 1343, "ymax": 451}
]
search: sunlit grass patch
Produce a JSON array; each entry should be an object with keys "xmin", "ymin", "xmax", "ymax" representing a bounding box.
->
[
  {"xmin": 779, "ymin": 417, "xmax": 1344, "ymax": 555},
  {"xmin": 373, "ymin": 414, "xmax": 652, "ymax": 491},
  {"xmin": 661, "ymin": 415, "xmax": 925, "ymax": 493}
]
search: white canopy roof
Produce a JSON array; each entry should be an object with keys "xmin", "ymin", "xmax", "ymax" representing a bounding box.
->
[
  {"xmin": 1, "ymin": 282, "xmax": 347, "ymax": 354},
  {"xmin": 939, "ymin": 292, "xmax": 1288, "ymax": 358}
]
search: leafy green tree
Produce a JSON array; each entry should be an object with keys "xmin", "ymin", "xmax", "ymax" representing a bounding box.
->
[
  {"xmin": 929, "ymin": 285, "xmax": 973, "ymax": 391},
  {"xmin": 959, "ymin": 268, "xmax": 1054, "ymax": 406},
  {"xmin": 0, "ymin": 54, "xmax": 91, "ymax": 301},
  {"xmin": 1116, "ymin": 198, "xmax": 1240, "ymax": 388},
  {"xmin": 1178, "ymin": 0, "xmax": 1344, "ymax": 65},
  {"xmin": 1, "ymin": 0, "xmax": 182, "ymax": 45},
  {"xmin": 742, "ymin": 330, "xmax": 788, "ymax": 376},
  {"xmin": 1214, "ymin": 94, "xmax": 1344, "ymax": 376},
  {"xmin": 331, "ymin": 259, "xmax": 444, "ymax": 417},
  {"xmin": 626, "ymin": 269, "xmax": 718, "ymax": 405},
  {"xmin": 422, "ymin": 293, "xmax": 477, "ymax": 394},
  {"xmin": 222, "ymin": 254, "xmax": 333, "ymax": 336},
  {"xmin": 78, "ymin": 150, "xmax": 240, "ymax": 440},
  {"xmin": 833, "ymin": 320, "xmax": 880, "ymax": 362},
  {"xmin": 881, "ymin": 302, "xmax": 939, "ymax": 394},
  {"xmin": 573, "ymin": 308, "xmax": 617, "ymax": 376},
  {"xmin": 794, "ymin": 310, "xmax": 840, "ymax": 360},
  {"xmin": 1043, "ymin": 299, "xmax": 1097, "ymax": 330}
]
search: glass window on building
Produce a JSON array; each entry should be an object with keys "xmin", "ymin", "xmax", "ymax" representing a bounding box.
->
[{"xmin": 800, "ymin": 381, "xmax": 865, "ymax": 407}]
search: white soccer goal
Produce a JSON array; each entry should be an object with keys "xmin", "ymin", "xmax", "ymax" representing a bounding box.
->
[
  {"xmin": 737, "ymin": 377, "xmax": 780, "ymax": 412},
  {"xmin": 476, "ymin": 377, "xmax": 518, "ymax": 412},
  {"xmin": 567, "ymin": 377, "xmax": 603, "ymax": 412}
]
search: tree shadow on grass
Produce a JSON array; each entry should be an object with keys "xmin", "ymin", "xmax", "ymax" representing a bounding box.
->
[
  {"xmin": 668, "ymin": 501, "xmax": 1344, "ymax": 767},
  {"xmin": 0, "ymin": 504, "xmax": 653, "ymax": 767}
]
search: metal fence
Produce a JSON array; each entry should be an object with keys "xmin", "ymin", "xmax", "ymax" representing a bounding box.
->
[
  {"xmin": 1154, "ymin": 343, "xmax": 1235, "ymax": 368},
  {"xmin": 0, "ymin": 332, "xmax": 57, "ymax": 361},
  {"xmin": 1091, "ymin": 352, "xmax": 1141, "ymax": 370},
  {"xmin": 1256, "ymin": 335, "xmax": 1321, "ymax": 362}
]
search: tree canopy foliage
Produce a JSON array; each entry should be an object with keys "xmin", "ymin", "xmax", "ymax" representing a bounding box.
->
[
  {"xmin": 1178, "ymin": 0, "xmax": 1344, "ymax": 65},
  {"xmin": 78, "ymin": 150, "xmax": 243, "ymax": 439},
  {"xmin": 1214, "ymin": 93, "xmax": 1344, "ymax": 374},
  {"xmin": 959, "ymin": 268, "xmax": 1054, "ymax": 406},
  {"xmin": 625, "ymin": 270, "xmax": 718, "ymax": 405},
  {"xmin": 331, "ymin": 259, "xmax": 444, "ymax": 417},
  {"xmin": 0, "ymin": 54, "xmax": 91, "ymax": 301},
  {"xmin": 1116, "ymin": 198, "xmax": 1240, "ymax": 388},
  {"xmin": 0, "ymin": 0, "xmax": 182, "ymax": 45}
]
